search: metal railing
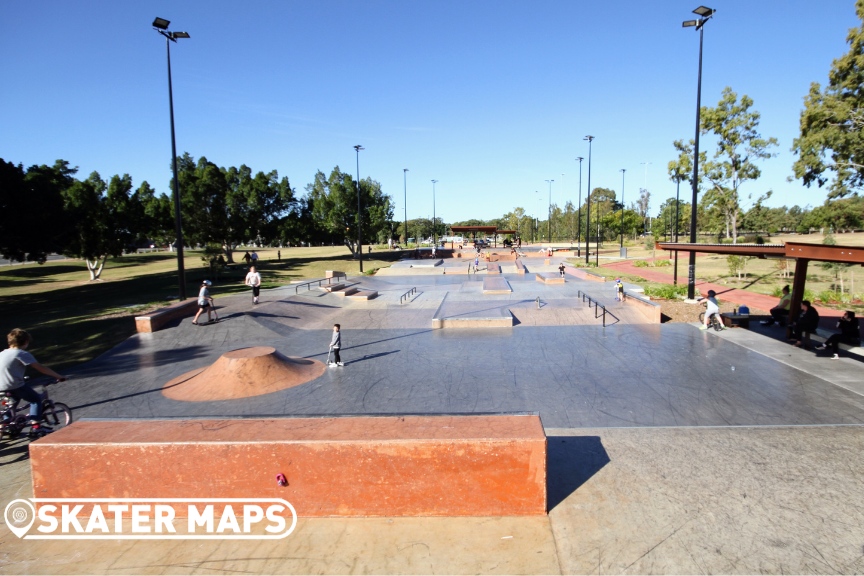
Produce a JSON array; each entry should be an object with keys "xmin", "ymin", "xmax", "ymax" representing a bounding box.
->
[
  {"xmin": 400, "ymin": 287, "xmax": 417, "ymax": 304},
  {"xmin": 294, "ymin": 276, "xmax": 342, "ymax": 294},
  {"xmin": 576, "ymin": 290, "xmax": 620, "ymax": 327}
]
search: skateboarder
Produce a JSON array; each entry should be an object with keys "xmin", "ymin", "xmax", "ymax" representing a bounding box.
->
[
  {"xmin": 615, "ymin": 278, "xmax": 625, "ymax": 301},
  {"xmin": 329, "ymin": 324, "xmax": 344, "ymax": 367},
  {"xmin": 558, "ymin": 263, "xmax": 566, "ymax": 278},
  {"xmin": 192, "ymin": 280, "xmax": 215, "ymax": 325},
  {"xmin": 245, "ymin": 266, "xmax": 261, "ymax": 304}
]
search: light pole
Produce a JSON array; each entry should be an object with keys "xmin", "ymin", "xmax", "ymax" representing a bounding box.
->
[
  {"xmin": 683, "ymin": 5, "xmax": 715, "ymax": 300},
  {"xmin": 152, "ymin": 17, "xmax": 190, "ymax": 300},
  {"xmin": 354, "ymin": 145, "xmax": 364, "ymax": 272},
  {"xmin": 431, "ymin": 180, "xmax": 438, "ymax": 247},
  {"xmin": 575, "ymin": 157, "xmax": 583, "ymax": 256},
  {"xmin": 545, "ymin": 179, "xmax": 554, "ymax": 243},
  {"xmin": 584, "ymin": 136, "xmax": 594, "ymax": 264},
  {"xmin": 673, "ymin": 169, "xmax": 683, "ymax": 285},
  {"xmin": 619, "ymin": 168, "xmax": 626, "ymax": 249},
  {"xmin": 403, "ymin": 168, "xmax": 408, "ymax": 245}
]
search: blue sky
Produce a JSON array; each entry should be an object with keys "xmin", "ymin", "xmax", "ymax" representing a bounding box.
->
[{"xmin": 1, "ymin": 1, "xmax": 859, "ymax": 224}]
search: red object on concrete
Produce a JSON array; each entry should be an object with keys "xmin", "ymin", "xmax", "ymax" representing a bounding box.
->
[{"xmin": 30, "ymin": 415, "xmax": 547, "ymax": 517}]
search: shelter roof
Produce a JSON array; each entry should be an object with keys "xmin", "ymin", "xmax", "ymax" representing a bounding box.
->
[{"xmin": 656, "ymin": 241, "xmax": 864, "ymax": 264}]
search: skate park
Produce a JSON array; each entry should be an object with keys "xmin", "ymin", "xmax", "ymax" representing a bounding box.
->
[{"xmin": 3, "ymin": 253, "xmax": 864, "ymax": 574}]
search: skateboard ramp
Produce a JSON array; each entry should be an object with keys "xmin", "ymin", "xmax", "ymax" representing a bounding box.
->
[{"xmin": 163, "ymin": 346, "xmax": 325, "ymax": 402}]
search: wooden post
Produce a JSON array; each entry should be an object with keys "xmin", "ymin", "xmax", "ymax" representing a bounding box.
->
[{"xmin": 787, "ymin": 258, "xmax": 809, "ymax": 339}]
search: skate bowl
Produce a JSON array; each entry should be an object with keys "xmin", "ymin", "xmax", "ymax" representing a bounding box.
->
[
  {"xmin": 162, "ymin": 346, "xmax": 326, "ymax": 402},
  {"xmin": 29, "ymin": 414, "xmax": 547, "ymax": 517}
]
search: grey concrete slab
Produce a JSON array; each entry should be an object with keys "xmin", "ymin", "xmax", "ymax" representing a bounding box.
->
[{"xmin": 546, "ymin": 425, "xmax": 864, "ymax": 574}]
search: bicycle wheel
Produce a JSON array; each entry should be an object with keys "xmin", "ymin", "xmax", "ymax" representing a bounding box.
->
[
  {"xmin": 698, "ymin": 311, "xmax": 705, "ymax": 324},
  {"xmin": 42, "ymin": 402, "xmax": 72, "ymax": 429}
]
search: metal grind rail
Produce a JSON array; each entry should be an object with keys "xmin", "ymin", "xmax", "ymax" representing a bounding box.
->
[
  {"xmin": 577, "ymin": 290, "xmax": 620, "ymax": 327},
  {"xmin": 294, "ymin": 277, "xmax": 341, "ymax": 294},
  {"xmin": 400, "ymin": 287, "xmax": 417, "ymax": 304}
]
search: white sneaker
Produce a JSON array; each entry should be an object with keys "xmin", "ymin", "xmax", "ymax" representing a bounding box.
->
[
  {"xmin": 328, "ymin": 362, "xmax": 337, "ymax": 367},
  {"xmin": 830, "ymin": 354, "xmax": 840, "ymax": 360},
  {"xmin": 699, "ymin": 325, "xmax": 708, "ymax": 330},
  {"xmin": 337, "ymin": 362, "xmax": 344, "ymax": 366}
]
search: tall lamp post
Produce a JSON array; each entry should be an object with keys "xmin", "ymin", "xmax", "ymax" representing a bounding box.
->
[
  {"xmin": 431, "ymin": 180, "xmax": 438, "ymax": 247},
  {"xmin": 152, "ymin": 17, "xmax": 190, "ymax": 300},
  {"xmin": 544, "ymin": 179, "xmax": 554, "ymax": 243},
  {"xmin": 619, "ymin": 168, "xmax": 626, "ymax": 249},
  {"xmin": 584, "ymin": 136, "xmax": 594, "ymax": 264},
  {"xmin": 403, "ymin": 169, "xmax": 409, "ymax": 245},
  {"xmin": 673, "ymin": 169, "xmax": 684, "ymax": 285},
  {"xmin": 354, "ymin": 145, "xmax": 364, "ymax": 272},
  {"xmin": 683, "ymin": 5, "xmax": 715, "ymax": 300},
  {"xmin": 575, "ymin": 157, "xmax": 583, "ymax": 256}
]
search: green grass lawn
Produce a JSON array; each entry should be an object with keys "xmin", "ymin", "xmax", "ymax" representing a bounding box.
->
[{"xmin": 0, "ymin": 246, "xmax": 401, "ymax": 370}]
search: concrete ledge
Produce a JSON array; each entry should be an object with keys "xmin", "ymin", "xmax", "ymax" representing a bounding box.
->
[
  {"xmin": 535, "ymin": 273, "xmax": 564, "ymax": 285},
  {"xmin": 346, "ymin": 290, "xmax": 378, "ymax": 300},
  {"xmin": 432, "ymin": 317, "xmax": 514, "ymax": 328},
  {"xmin": 320, "ymin": 283, "xmax": 345, "ymax": 292},
  {"xmin": 482, "ymin": 277, "xmax": 512, "ymax": 294},
  {"xmin": 812, "ymin": 328, "xmax": 864, "ymax": 354},
  {"xmin": 135, "ymin": 299, "xmax": 198, "ymax": 333},
  {"xmin": 623, "ymin": 292, "xmax": 662, "ymax": 324},
  {"xmin": 515, "ymin": 259, "xmax": 526, "ymax": 275},
  {"xmin": 30, "ymin": 415, "xmax": 547, "ymax": 517},
  {"xmin": 486, "ymin": 264, "xmax": 501, "ymax": 274},
  {"xmin": 325, "ymin": 270, "xmax": 346, "ymax": 279},
  {"xmin": 333, "ymin": 286, "xmax": 360, "ymax": 297}
]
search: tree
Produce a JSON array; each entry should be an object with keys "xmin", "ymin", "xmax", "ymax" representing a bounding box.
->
[
  {"xmin": 793, "ymin": 1, "xmax": 864, "ymax": 198},
  {"xmin": 698, "ymin": 87, "xmax": 778, "ymax": 243},
  {"xmin": 0, "ymin": 159, "xmax": 74, "ymax": 263},
  {"xmin": 306, "ymin": 167, "xmax": 393, "ymax": 256},
  {"xmin": 62, "ymin": 171, "xmax": 132, "ymax": 280}
]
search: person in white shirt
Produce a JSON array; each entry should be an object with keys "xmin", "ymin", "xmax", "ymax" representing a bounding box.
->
[{"xmin": 245, "ymin": 266, "xmax": 262, "ymax": 305}]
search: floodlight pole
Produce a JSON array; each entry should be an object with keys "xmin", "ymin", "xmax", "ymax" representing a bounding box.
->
[
  {"xmin": 575, "ymin": 157, "xmax": 583, "ymax": 256},
  {"xmin": 403, "ymin": 169, "xmax": 408, "ymax": 245},
  {"xmin": 354, "ymin": 145, "xmax": 364, "ymax": 272},
  {"xmin": 674, "ymin": 173, "xmax": 682, "ymax": 285},
  {"xmin": 683, "ymin": 6, "xmax": 714, "ymax": 299},
  {"xmin": 545, "ymin": 179, "xmax": 554, "ymax": 243},
  {"xmin": 431, "ymin": 180, "xmax": 438, "ymax": 247},
  {"xmin": 619, "ymin": 168, "xmax": 626, "ymax": 248},
  {"xmin": 153, "ymin": 18, "xmax": 189, "ymax": 300},
  {"xmin": 584, "ymin": 136, "xmax": 594, "ymax": 264}
]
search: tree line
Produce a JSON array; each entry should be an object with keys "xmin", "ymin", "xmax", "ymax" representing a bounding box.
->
[{"xmin": 0, "ymin": 157, "xmax": 394, "ymax": 279}]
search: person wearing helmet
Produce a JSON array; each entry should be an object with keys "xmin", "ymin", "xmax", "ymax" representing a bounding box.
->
[
  {"xmin": 192, "ymin": 280, "xmax": 215, "ymax": 325},
  {"xmin": 700, "ymin": 289, "xmax": 724, "ymax": 330}
]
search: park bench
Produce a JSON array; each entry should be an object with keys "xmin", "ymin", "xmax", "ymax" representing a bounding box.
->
[{"xmin": 135, "ymin": 299, "xmax": 198, "ymax": 333}]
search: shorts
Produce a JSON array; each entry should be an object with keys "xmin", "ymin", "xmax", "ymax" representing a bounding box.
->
[
  {"xmin": 198, "ymin": 302, "xmax": 210, "ymax": 310},
  {"xmin": 251, "ymin": 286, "xmax": 260, "ymax": 297}
]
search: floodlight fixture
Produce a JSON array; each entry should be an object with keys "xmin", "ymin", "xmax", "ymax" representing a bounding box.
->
[
  {"xmin": 682, "ymin": 20, "xmax": 698, "ymax": 27},
  {"xmin": 152, "ymin": 17, "xmax": 170, "ymax": 30},
  {"xmin": 172, "ymin": 31, "xmax": 190, "ymax": 39},
  {"xmin": 693, "ymin": 6, "xmax": 714, "ymax": 17}
]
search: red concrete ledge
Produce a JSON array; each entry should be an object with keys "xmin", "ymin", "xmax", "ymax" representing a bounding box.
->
[
  {"xmin": 135, "ymin": 299, "xmax": 198, "ymax": 333},
  {"xmin": 30, "ymin": 414, "xmax": 547, "ymax": 517}
]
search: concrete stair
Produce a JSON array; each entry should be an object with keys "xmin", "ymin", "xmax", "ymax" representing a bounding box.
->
[{"xmin": 347, "ymin": 289, "xmax": 378, "ymax": 301}]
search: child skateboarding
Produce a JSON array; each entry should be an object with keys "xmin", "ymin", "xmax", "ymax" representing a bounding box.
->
[{"xmin": 328, "ymin": 324, "xmax": 344, "ymax": 367}]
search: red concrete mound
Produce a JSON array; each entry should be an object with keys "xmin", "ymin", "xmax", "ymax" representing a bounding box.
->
[{"xmin": 163, "ymin": 346, "xmax": 325, "ymax": 402}]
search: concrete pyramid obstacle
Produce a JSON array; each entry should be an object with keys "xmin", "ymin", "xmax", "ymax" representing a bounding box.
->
[{"xmin": 163, "ymin": 346, "xmax": 325, "ymax": 402}]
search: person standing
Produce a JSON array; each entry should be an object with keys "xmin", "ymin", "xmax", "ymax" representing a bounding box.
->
[
  {"xmin": 245, "ymin": 266, "xmax": 262, "ymax": 305},
  {"xmin": 329, "ymin": 324, "xmax": 344, "ymax": 367},
  {"xmin": 242, "ymin": 251, "xmax": 252, "ymax": 265},
  {"xmin": 0, "ymin": 329, "xmax": 65, "ymax": 430},
  {"xmin": 559, "ymin": 263, "xmax": 566, "ymax": 278},
  {"xmin": 250, "ymin": 251, "xmax": 259, "ymax": 265},
  {"xmin": 615, "ymin": 278, "xmax": 625, "ymax": 301},
  {"xmin": 277, "ymin": 250, "xmax": 281, "ymax": 261},
  {"xmin": 192, "ymin": 280, "xmax": 214, "ymax": 325}
]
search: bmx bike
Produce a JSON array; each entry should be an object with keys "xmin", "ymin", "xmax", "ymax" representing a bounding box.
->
[
  {"xmin": 0, "ymin": 379, "xmax": 72, "ymax": 439},
  {"xmin": 698, "ymin": 311, "xmax": 725, "ymax": 331}
]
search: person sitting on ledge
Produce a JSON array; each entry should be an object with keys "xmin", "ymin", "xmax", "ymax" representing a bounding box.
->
[
  {"xmin": 790, "ymin": 300, "xmax": 819, "ymax": 349},
  {"xmin": 760, "ymin": 285, "xmax": 791, "ymax": 326},
  {"xmin": 815, "ymin": 310, "xmax": 860, "ymax": 359}
]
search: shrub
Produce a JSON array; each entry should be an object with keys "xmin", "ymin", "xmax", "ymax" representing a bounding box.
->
[
  {"xmin": 644, "ymin": 284, "xmax": 688, "ymax": 299},
  {"xmin": 653, "ymin": 259, "xmax": 671, "ymax": 267},
  {"xmin": 633, "ymin": 260, "xmax": 649, "ymax": 268}
]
